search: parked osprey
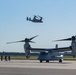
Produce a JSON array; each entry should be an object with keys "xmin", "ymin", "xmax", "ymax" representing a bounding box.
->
[
  {"xmin": 26, "ymin": 15, "xmax": 43, "ymax": 23},
  {"xmin": 7, "ymin": 35, "xmax": 75, "ymax": 63}
]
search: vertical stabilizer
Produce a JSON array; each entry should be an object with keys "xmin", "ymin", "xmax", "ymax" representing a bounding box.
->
[{"xmin": 55, "ymin": 44, "xmax": 58, "ymax": 48}]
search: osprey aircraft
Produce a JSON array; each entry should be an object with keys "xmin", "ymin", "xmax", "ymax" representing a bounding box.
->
[
  {"xmin": 7, "ymin": 35, "xmax": 76, "ymax": 63},
  {"xmin": 26, "ymin": 15, "xmax": 43, "ymax": 23}
]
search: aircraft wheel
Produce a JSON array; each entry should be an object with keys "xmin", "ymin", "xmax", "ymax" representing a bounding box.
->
[
  {"xmin": 59, "ymin": 59, "xmax": 62, "ymax": 63},
  {"xmin": 40, "ymin": 60, "xmax": 42, "ymax": 63},
  {"xmin": 46, "ymin": 60, "xmax": 49, "ymax": 63}
]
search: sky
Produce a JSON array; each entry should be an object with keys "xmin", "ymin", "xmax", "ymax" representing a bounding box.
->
[{"xmin": 0, "ymin": 0, "xmax": 76, "ymax": 52}]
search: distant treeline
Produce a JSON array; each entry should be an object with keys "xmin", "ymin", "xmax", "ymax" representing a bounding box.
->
[
  {"xmin": 0, "ymin": 52, "xmax": 39, "ymax": 56},
  {"xmin": 0, "ymin": 52, "xmax": 72, "ymax": 56}
]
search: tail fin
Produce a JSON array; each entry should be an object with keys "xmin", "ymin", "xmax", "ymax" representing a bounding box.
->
[
  {"xmin": 26, "ymin": 17, "xmax": 28, "ymax": 21},
  {"xmin": 55, "ymin": 44, "xmax": 58, "ymax": 48}
]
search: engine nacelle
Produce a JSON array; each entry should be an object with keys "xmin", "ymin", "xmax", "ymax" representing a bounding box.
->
[
  {"xmin": 24, "ymin": 43, "xmax": 31, "ymax": 59},
  {"xmin": 71, "ymin": 41, "xmax": 76, "ymax": 57}
]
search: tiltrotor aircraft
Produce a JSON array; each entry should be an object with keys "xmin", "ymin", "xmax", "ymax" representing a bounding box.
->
[
  {"xmin": 7, "ymin": 35, "xmax": 76, "ymax": 63},
  {"xmin": 26, "ymin": 15, "xmax": 43, "ymax": 23}
]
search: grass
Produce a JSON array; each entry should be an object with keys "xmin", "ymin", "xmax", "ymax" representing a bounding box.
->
[
  {"xmin": 9, "ymin": 56, "xmax": 76, "ymax": 61},
  {"xmin": 1, "ymin": 56, "xmax": 76, "ymax": 61},
  {"xmin": 64, "ymin": 56, "xmax": 76, "ymax": 61},
  {"xmin": 9, "ymin": 56, "xmax": 38, "ymax": 60}
]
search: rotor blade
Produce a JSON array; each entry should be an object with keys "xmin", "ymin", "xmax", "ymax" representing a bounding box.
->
[
  {"xmin": 37, "ymin": 15, "xmax": 41, "ymax": 17},
  {"xmin": 6, "ymin": 40, "xmax": 25, "ymax": 44},
  {"xmin": 29, "ymin": 35, "xmax": 38, "ymax": 40},
  {"xmin": 53, "ymin": 38, "xmax": 71, "ymax": 42}
]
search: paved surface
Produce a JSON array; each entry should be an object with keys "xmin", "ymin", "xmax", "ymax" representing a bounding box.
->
[{"xmin": 0, "ymin": 60, "xmax": 76, "ymax": 75}]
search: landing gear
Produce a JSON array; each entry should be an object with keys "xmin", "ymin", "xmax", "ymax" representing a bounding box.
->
[
  {"xmin": 59, "ymin": 59, "xmax": 62, "ymax": 63},
  {"xmin": 46, "ymin": 60, "xmax": 49, "ymax": 63},
  {"xmin": 39, "ymin": 60, "xmax": 49, "ymax": 63},
  {"xmin": 40, "ymin": 60, "xmax": 43, "ymax": 63}
]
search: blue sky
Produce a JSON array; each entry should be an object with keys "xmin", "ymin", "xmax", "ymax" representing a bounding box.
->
[{"xmin": 0, "ymin": 0, "xmax": 76, "ymax": 52}]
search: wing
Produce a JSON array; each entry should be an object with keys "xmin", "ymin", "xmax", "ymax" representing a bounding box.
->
[
  {"xmin": 30, "ymin": 46, "xmax": 71, "ymax": 52},
  {"xmin": 30, "ymin": 48, "xmax": 47, "ymax": 52}
]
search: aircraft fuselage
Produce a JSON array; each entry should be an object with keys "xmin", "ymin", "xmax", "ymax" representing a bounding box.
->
[
  {"xmin": 38, "ymin": 52, "xmax": 63, "ymax": 63},
  {"xmin": 71, "ymin": 40, "xmax": 76, "ymax": 57}
]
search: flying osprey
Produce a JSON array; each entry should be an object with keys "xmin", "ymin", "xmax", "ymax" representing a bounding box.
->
[{"xmin": 26, "ymin": 15, "xmax": 43, "ymax": 23}]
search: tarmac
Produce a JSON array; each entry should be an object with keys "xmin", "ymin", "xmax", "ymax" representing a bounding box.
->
[{"xmin": 0, "ymin": 60, "xmax": 76, "ymax": 75}]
